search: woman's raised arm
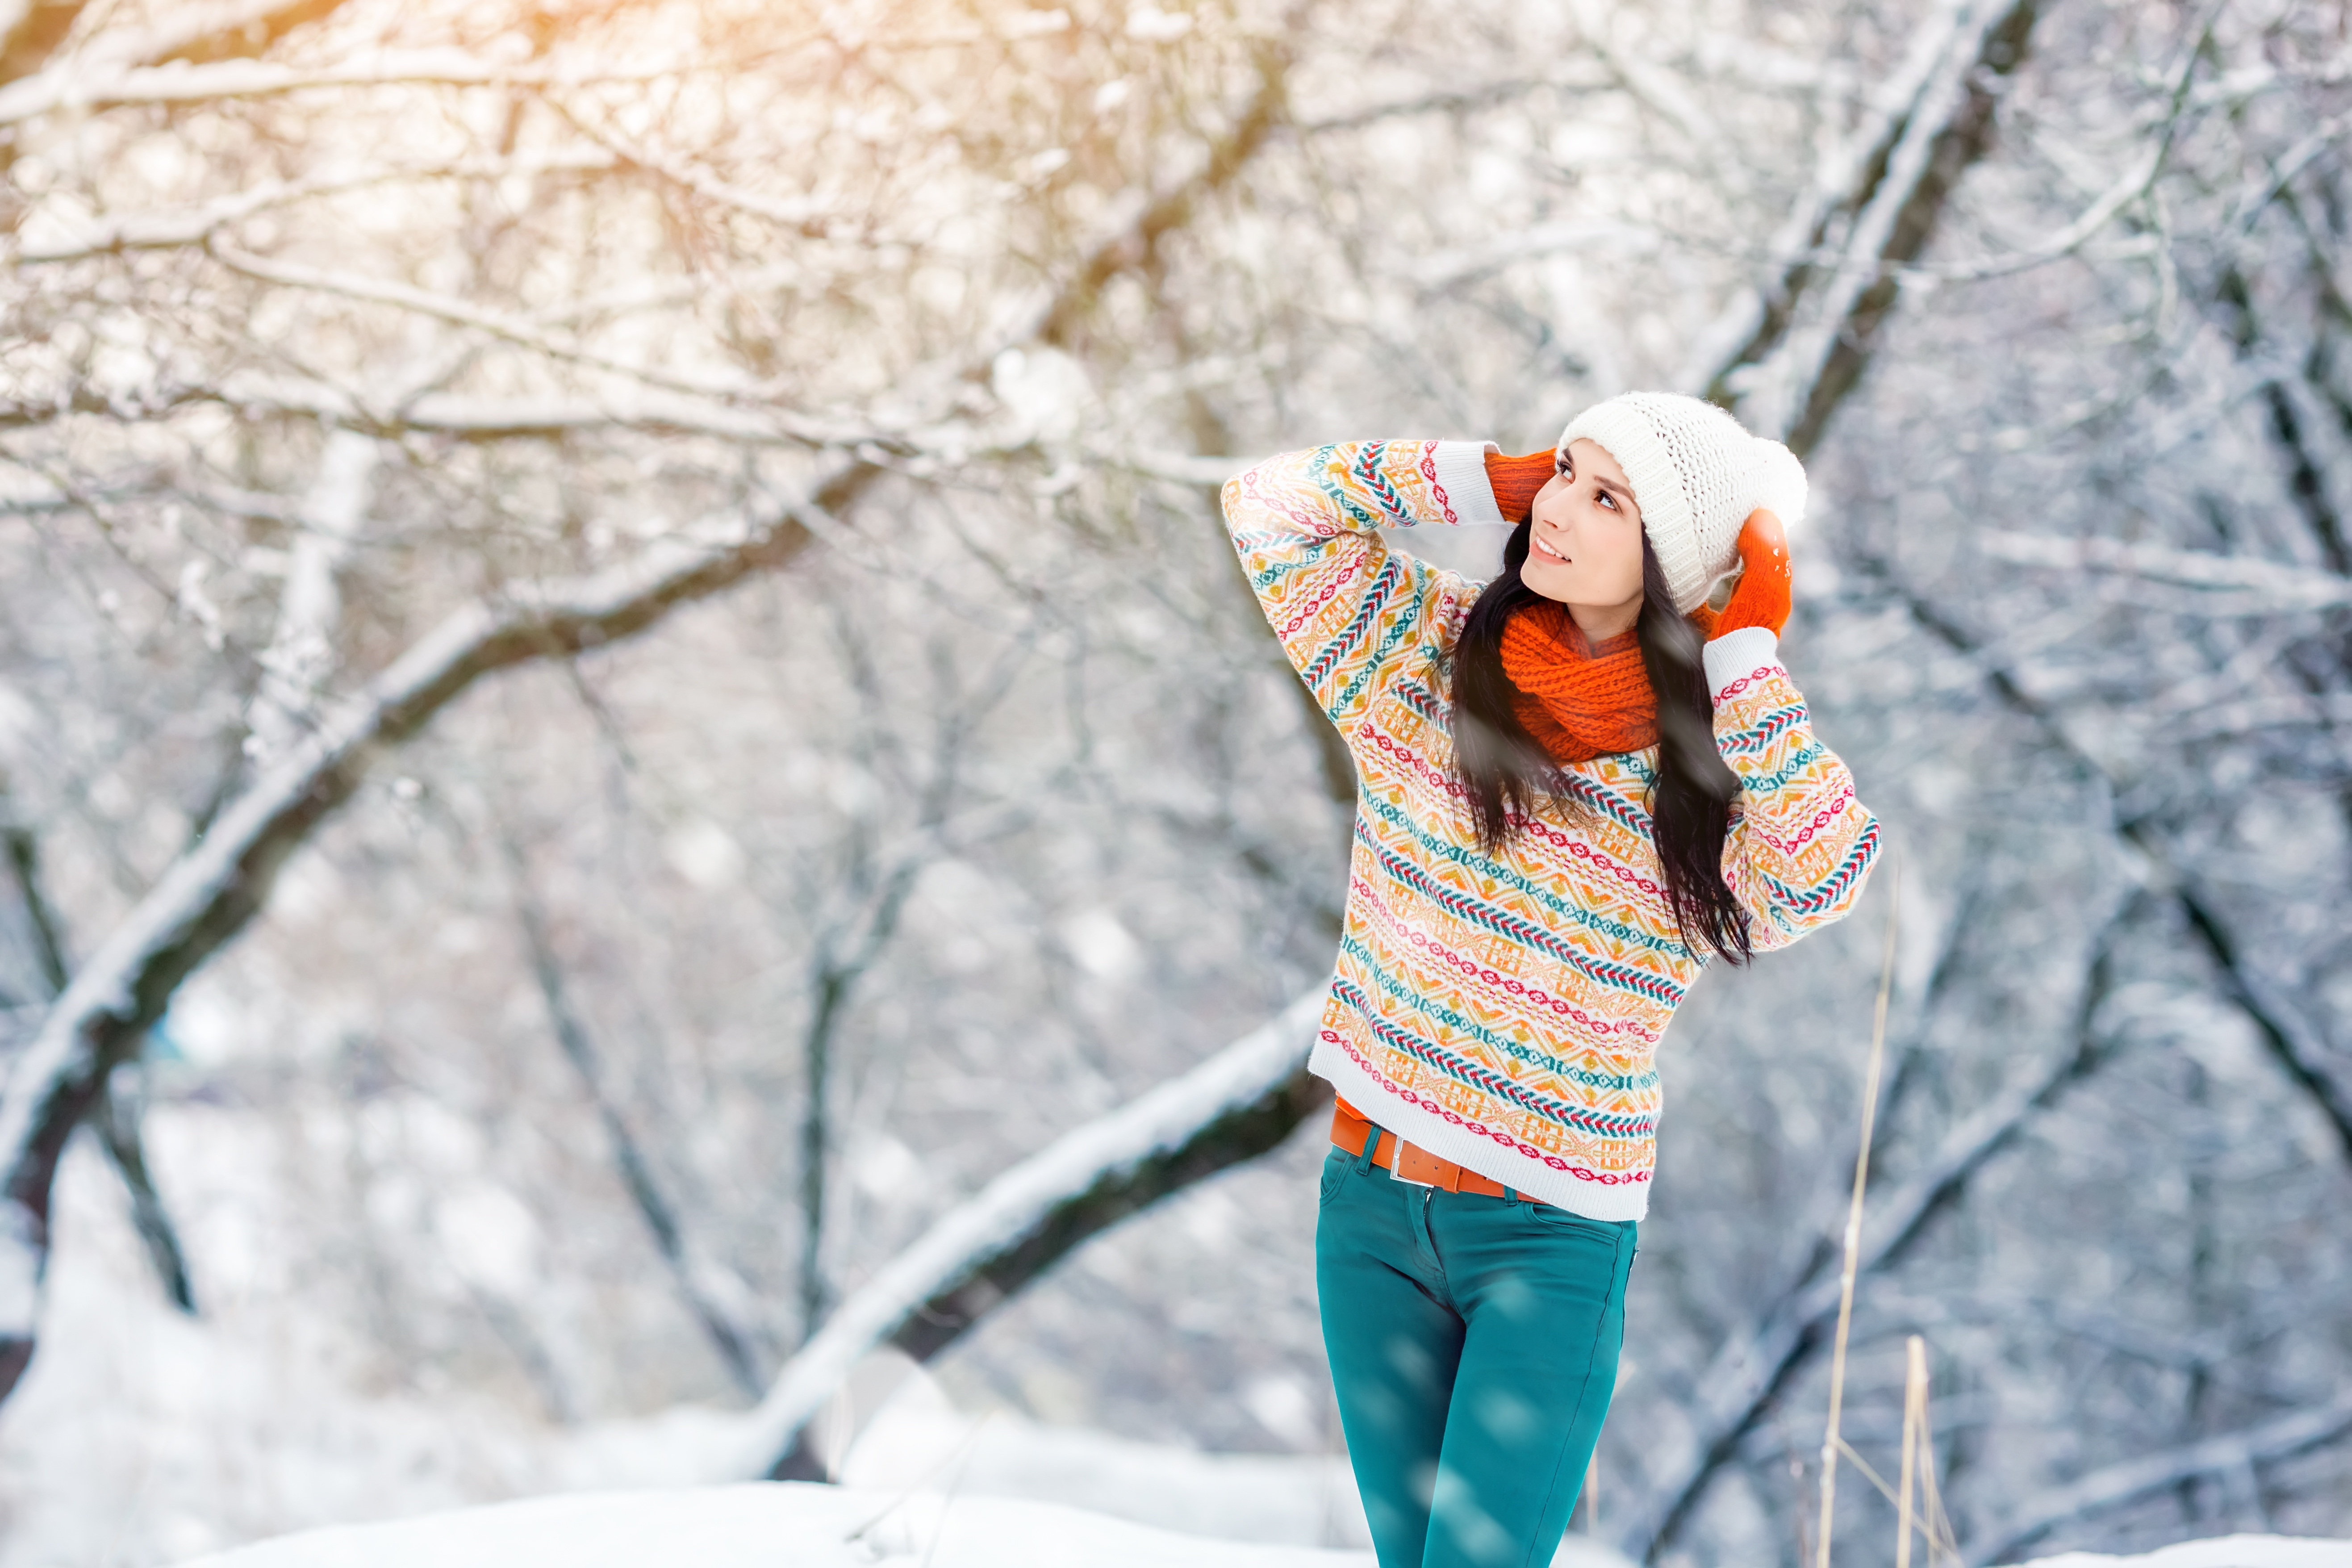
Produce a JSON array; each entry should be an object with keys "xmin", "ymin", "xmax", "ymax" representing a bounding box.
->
[
  {"xmin": 1698, "ymin": 518, "xmax": 1881, "ymax": 952},
  {"xmin": 1221, "ymin": 439, "xmax": 1502, "ymax": 736}
]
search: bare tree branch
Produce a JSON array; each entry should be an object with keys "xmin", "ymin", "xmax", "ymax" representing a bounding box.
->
[
  {"xmin": 1882, "ymin": 579, "xmax": 2352, "ymax": 1160},
  {"xmin": 1033, "ymin": 34, "xmax": 1293, "ymax": 351},
  {"xmin": 92, "ymin": 1067, "xmax": 196, "ymax": 1314},
  {"xmin": 503, "ymin": 831, "xmax": 770, "ymax": 1397},
  {"xmin": 0, "ymin": 823, "xmax": 199, "ymax": 1314},
  {"xmin": 202, "ymin": 241, "xmax": 802, "ymax": 415},
  {"xmin": 0, "ymin": 380, "xmax": 822, "ymax": 444}
]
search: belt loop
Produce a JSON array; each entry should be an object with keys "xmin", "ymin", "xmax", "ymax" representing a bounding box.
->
[
  {"xmin": 1505, "ymin": 1187, "xmax": 1521, "ymax": 1206},
  {"xmin": 1355, "ymin": 1129, "xmax": 1382, "ymax": 1175}
]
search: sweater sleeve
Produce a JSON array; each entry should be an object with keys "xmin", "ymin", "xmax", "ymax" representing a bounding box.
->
[
  {"xmin": 1221, "ymin": 440, "xmax": 1504, "ymax": 736},
  {"xmin": 1703, "ymin": 626, "xmax": 1881, "ymax": 954}
]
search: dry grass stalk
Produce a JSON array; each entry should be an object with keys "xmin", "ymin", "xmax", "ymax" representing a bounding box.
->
[
  {"xmin": 1829, "ymin": 1335, "xmax": 1960, "ymax": 1567},
  {"xmin": 1815, "ymin": 859, "xmax": 1904, "ymax": 1568},
  {"xmin": 1899, "ymin": 1335, "xmax": 1926, "ymax": 1568},
  {"xmin": 1914, "ymin": 1380, "xmax": 1961, "ymax": 1568}
]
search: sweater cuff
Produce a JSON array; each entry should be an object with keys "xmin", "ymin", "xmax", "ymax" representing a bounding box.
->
[
  {"xmin": 1431, "ymin": 439, "xmax": 1507, "ymax": 527},
  {"xmin": 1702, "ymin": 626, "xmax": 1780, "ymax": 700}
]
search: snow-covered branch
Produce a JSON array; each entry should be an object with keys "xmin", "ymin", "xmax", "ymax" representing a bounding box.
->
[
  {"xmin": 242, "ymin": 429, "xmax": 377, "ymax": 766},
  {"xmin": 1681, "ymin": 0, "xmax": 1981, "ymax": 401},
  {"xmin": 1980, "ymin": 530, "xmax": 2352, "ymax": 610},
  {"xmin": 12, "ymin": 151, "xmax": 617, "ymax": 263},
  {"xmin": 4, "ymin": 0, "xmax": 347, "ymax": 85},
  {"xmin": 0, "ymin": 460, "xmax": 873, "ymax": 1398},
  {"xmin": 1757, "ymin": 0, "xmax": 2039, "ymax": 451},
  {"xmin": 202, "ymin": 242, "xmax": 809, "ymax": 417},
  {"xmin": 0, "ymin": 378, "xmax": 832, "ymax": 445},
  {"xmin": 1968, "ymin": 1388, "xmax": 2352, "ymax": 1564},
  {"xmin": 0, "ymin": 48, "xmax": 703, "ymax": 126},
  {"xmin": 715, "ymin": 987, "xmax": 1324, "ymax": 1480}
]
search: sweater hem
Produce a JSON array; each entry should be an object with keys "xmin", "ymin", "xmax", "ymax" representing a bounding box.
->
[{"xmin": 1308, "ymin": 1032, "xmax": 1652, "ymax": 1223}]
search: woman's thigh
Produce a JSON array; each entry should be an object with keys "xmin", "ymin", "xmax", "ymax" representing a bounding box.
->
[
  {"xmin": 1424, "ymin": 1201, "xmax": 1637, "ymax": 1568},
  {"xmin": 1315, "ymin": 1149, "xmax": 1464, "ymax": 1568}
]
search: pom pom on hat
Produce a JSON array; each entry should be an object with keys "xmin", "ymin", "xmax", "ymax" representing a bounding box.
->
[{"xmin": 1555, "ymin": 392, "xmax": 1807, "ymax": 615}]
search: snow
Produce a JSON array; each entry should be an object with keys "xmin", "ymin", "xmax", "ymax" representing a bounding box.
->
[
  {"xmin": 160, "ymin": 1488, "xmax": 2348, "ymax": 1568},
  {"xmin": 2019, "ymin": 1540, "xmax": 2352, "ymax": 1568},
  {"xmin": 164, "ymin": 1485, "xmax": 1662, "ymax": 1568},
  {"xmin": 833, "ymin": 1351, "xmax": 1371, "ymax": 1550},
  {"xmin": 169, "ymin": 1485, "xmax": 1348, "ymax": 1568}
]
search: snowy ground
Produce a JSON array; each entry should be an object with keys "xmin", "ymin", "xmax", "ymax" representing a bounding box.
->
[
  {"xmin": 0, "ymin": 1140, "xmax": 1393, "ymax": 1565},
  {"xmin": 168, "ymin": 1489, "xmax": 2352, "ymax": 1568},
  {"xmin": 8, "ymin": 1142, "xmax": 2348, "ymax": 1568},
  {"xmin": 173, "ymin": 1487, "xmax": 1366, "ymax": 1568},
  {"xmin": 2023, "ymin": 1542, "xmax": 2352, "ymax": 1568}
]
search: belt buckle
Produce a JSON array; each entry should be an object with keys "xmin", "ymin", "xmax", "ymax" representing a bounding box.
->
[{"xmin": 1391, "ymin": 1139, "xmax": 1455, "ymax": 1192}]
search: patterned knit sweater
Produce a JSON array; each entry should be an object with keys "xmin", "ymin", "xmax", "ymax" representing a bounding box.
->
[{"xmin": 1224, "ymin": 439, "xmax": 1880, "ymax": 1220}]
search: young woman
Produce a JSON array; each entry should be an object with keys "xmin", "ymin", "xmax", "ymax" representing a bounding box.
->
[{"xmin": 1221, "ymin": 393, "xmax": 1880, "ymax": 1568}]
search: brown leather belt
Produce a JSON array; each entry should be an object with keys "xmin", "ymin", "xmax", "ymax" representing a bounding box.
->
[{"xmin": 1330, "ymin": 1100, "xmax": 1546, "ymax": 1205}]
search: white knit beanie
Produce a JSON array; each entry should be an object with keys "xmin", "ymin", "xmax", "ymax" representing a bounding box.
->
[{"xmin": 1555, "ymin": 392, "xmax": 1808, "ymax": 614}]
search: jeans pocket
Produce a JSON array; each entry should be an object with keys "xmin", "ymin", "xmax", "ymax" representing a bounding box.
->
[
  {"xmin": 1318, "ymin": 1145, "xmax": 1350, "ymax": 1207},
  {"xmin": 1525, "ymin": 1203, "xmax": 1625, "ymax": 1242}
]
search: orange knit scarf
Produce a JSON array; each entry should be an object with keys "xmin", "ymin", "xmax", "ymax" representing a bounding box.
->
[{"xmin": 1499, "ymin": 601, "xmax": 1658, "ymax": 763}]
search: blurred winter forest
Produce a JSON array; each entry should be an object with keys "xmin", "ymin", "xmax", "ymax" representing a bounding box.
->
[{"xmin": 2, "ymin": 0, "xmax": 2351, "ymax": 1562}]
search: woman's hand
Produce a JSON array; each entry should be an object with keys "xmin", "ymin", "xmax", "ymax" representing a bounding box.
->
[
  {"xmin": 1484, "ymin": 448, "xmax": 1557, "ymax": 524},
  {"xmin": 1699, "ymin": 509, "xmax": 1792, "ymax": 638}
]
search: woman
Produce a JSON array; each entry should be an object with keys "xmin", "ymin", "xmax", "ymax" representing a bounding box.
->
[{"xmin": 1221, "ymin": 393, "xmax": 1879, "ymax": 1568}]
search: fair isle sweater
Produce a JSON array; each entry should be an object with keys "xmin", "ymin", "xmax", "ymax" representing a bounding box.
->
[{"xmin": 1224, "ymin": 439, "xmax": 1880, "ymax": 1221}]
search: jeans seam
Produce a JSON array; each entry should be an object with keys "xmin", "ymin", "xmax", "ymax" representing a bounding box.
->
[{"xmin": 1516, "ymin": 1225, "xmax": 1627, "ymax": 1568}]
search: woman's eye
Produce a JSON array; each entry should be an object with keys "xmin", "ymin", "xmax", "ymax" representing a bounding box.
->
[{"xmin": 1599, "ymin": 493, "xmax": 1616, "ymax": 510}]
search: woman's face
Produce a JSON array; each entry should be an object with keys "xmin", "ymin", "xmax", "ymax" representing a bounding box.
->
[{"xmin": 1520, "ymin": 438, "xmax": 1646, "ymax": 630}]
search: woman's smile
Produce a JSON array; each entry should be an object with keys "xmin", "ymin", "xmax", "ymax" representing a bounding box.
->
[{"xmin": 1520, "ymin": 438, "xmax": 1646, "ymax": 640}]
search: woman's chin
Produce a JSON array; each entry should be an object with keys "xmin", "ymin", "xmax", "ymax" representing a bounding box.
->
[{"xmin": 1520, "ymin": 561, "xmax": 1579, "ymax": 603}]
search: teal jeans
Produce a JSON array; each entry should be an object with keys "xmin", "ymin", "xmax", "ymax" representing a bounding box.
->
[{"xmin": 1316, "ymin": 1141, "xmax": 1637, "ymax": 1568}]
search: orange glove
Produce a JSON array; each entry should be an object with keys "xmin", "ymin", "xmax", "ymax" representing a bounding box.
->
[
  {"xmin": 1484, "ymin": 448, "xmax": 1555, "ymax": 524},
  {"xmin": 1693, "ymin": 509, "xmax": 1792, "ymax": 638}
]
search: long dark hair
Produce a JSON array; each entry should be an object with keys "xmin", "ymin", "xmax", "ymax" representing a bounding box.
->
[{"xmin": 1450, "ymin": 520, "xmax": 1752, "ymax": 964}]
